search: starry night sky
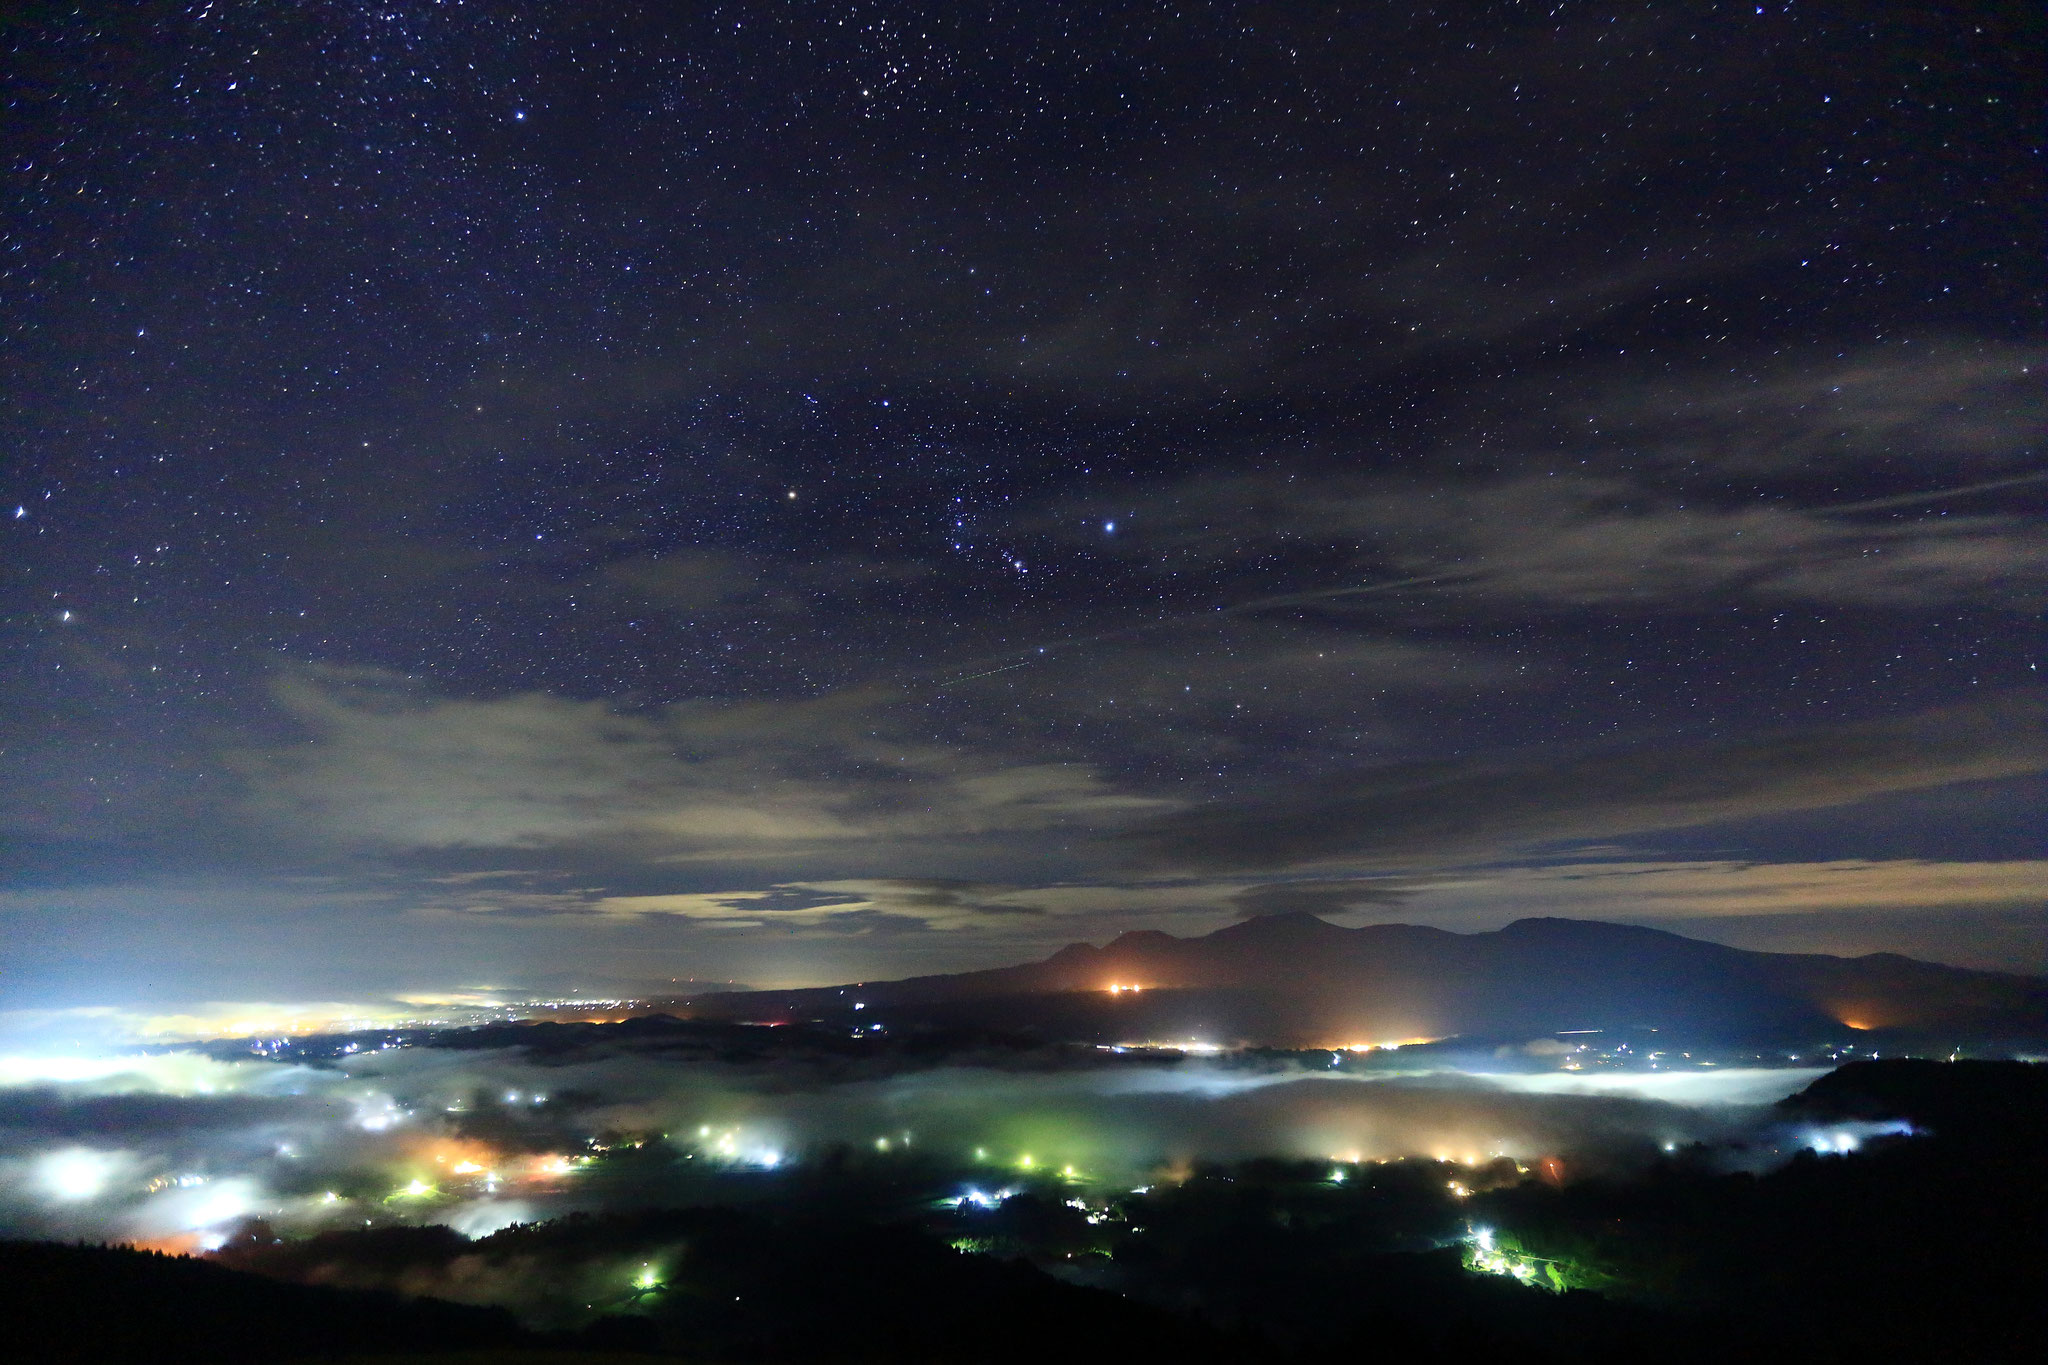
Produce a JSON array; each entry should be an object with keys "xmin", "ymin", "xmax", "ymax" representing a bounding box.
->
[{"xmin": 4, "ymin": 1, "xmax": 2042, "ymax": 1025}]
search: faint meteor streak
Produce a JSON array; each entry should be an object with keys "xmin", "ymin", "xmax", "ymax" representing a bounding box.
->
[
  {"xmin": 1811, "ymin": 467, "xmax": 2048, "ymax": 515},
  {"xmin": 934, "ymin": 659, "xmax": 1042, "ymax": 689}
]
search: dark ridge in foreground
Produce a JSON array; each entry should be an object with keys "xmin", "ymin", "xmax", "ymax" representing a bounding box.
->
[
  {"xmin": 220, "ymin": 1210, "xmax": 1258, "ymax": 1364},
  {"xmin": 13, "ymin": 1061, "xmax": 2038, "ymax": 1364},
  {"xmin": 0, "ymin": 1240, "xmax": 552, "ymax": 1364},
  {"xmin": 1781, "ymin": 1056, "xmax": 2048, "ymax": 1139},
  {"xmin": 674, "ymin": 914, "xmax": 2048, "ymax": 1047}
]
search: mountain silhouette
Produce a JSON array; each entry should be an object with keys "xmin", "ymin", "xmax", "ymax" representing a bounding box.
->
[{"xmin": 676, "ymin": 915, "xmax": 2048, "ymax": 1048}]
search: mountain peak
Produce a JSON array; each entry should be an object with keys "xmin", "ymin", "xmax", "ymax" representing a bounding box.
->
[
  {"xmin": 684, "ymin": 915, "xmax": 2046, "ymax": 1046},
  {"xmin": 1210, "ymin": 911, "xmax": 1347, "ymax": 940},
  {"xmin": 1498, "ymin": 917, "xmax": 1681, "ymax": 941},
  {"xmin": 1105, "ymin": 928, "xmax": 1180, "ymax": 951}
]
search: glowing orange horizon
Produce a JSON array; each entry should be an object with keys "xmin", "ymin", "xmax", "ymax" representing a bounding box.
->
[{"xmin": 1325, "ymin": 1037, "xmax": 1441, "ymax": 1052}]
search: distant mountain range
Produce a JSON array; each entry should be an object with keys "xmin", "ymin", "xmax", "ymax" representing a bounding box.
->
[{"xmin": 675, "ymin": 915, "xmax": 2048, "ymax": 1048}]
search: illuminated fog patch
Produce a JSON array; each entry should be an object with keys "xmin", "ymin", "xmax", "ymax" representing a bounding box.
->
[
  {"xmin": 1484, "ymin": 1067, "xmax": 1829, "ymax": 1106},
  {"xmin": 33, "ymin": 1148, "xmax": 127, "ymax": 1202},
  {"xmin": 0, "ymin": 1042, "xmax": 1907, "ymax": 1247}
]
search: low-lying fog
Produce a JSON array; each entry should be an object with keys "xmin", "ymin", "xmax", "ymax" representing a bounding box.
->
[{"xmin": 0, "ymin": 1042, "xmax": 1848, "ymax": 1250}]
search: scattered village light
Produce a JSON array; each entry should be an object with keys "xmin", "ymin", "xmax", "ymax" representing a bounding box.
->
[{"xmin": 1463, "ymin": 1226, "xmax": 1567, "ymax": 1291}]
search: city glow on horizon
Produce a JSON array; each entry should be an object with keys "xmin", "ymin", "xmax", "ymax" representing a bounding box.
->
[
  {"xmin": 1329, "ymin": 1037, "xmax": 1442, "ymax": 1052},
  {"xmin": 0, "ymin": 994, "xmax": 668, "ymax": 1052}
]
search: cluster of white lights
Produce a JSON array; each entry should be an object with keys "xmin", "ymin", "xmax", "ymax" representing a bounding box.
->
[
  {"xmin": 1801, "ymin": 1120, "xmax": 1913, "ymax": 1155},
  {"xmin": 1463, "ymin": 1226, "xmax": 1562, "ymax": 1290},
  {"xmin": 692, "ymin": 1124, "xmax": 782, "ymax": 1169}
]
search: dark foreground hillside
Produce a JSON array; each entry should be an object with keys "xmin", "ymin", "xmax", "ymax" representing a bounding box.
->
[
  {"xmin": 0, "ymin": 1240, "xmax": 549, "ymax": 1364},
  {"xmin": 1466, "ymin": 1059, "xmax": 2048, "ymax": 1363},
  {"xmin": 6, "ymin": 1061, "xmax": 2042, "ymax": 1364}
]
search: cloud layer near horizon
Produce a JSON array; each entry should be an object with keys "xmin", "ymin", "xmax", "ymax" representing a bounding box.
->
[
  {"xmin": 0, "ymin": 1040, "xmax": 1831, "ymax": 1249},
  {"xmin": 1126, "ymin": 695, "xmax": 2046, "ymax": 873}
]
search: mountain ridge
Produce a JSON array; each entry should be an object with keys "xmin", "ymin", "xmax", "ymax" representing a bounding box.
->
[{"xmin": 673, "ymin": 914, "xmax": 2047, "ymax": 1048}]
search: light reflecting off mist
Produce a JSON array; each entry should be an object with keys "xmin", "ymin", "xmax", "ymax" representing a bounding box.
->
[
  {"xmin": 135, "ymin": 1177, "xmax": 262, "ymax": 1239},
  {"xmin": 34, "ymin": 1148, "xmax": 126, "ymax": 1202},
  {"xmin": 448, "ymin": 1199, "xmax": 537, "ymax": 1238},
  {"xmin": 1485, "ymin": 1068, "xmax": 1829, "ymax": 1105},
  {"xmin": 0, "ymin": 1052, "xmax": 315, "ymax": 1097},
  {"xmin": 0, "ymin": 1042, "xmax": 1887, "ymax": 1249},
  {"xmin": 1799, "ymin": 1120, "xmax": 1915, "ymax": 1154}
]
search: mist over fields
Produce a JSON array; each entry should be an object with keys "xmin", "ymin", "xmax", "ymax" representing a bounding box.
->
[{"xmin": 0, "ymin": 1031, "xmax": 1837, "ymax": 1249}]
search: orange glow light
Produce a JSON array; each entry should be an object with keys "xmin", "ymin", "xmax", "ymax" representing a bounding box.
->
[
  {"xmin": 1324, "ymin": 1036, "xmax": 1441, "ymax": 1053},
  {"xmin": 413, "ymin": 1138, "xmax": 499, "ymax": 1174}
]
